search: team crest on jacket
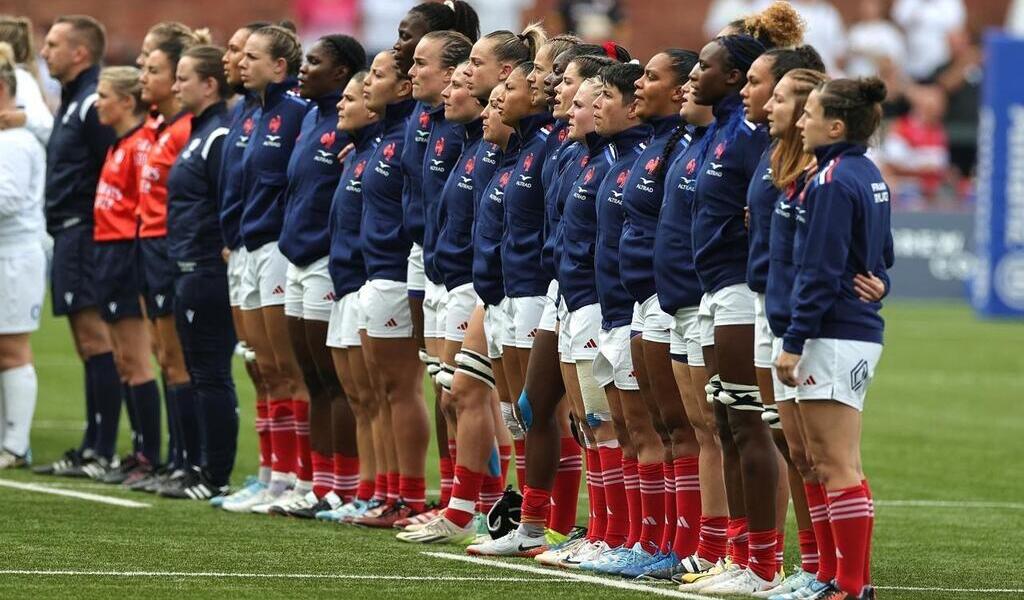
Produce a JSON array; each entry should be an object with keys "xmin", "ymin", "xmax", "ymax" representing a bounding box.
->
[
  {"xmin": 644, "ymin": 157, "xmax": 661, "ymax": 174},
  {"xmin": 686, "ymin": 158, "xmax": 697, "ymax": 174},
  {"xmin": 580, "ymin": 155, "xmax": 589, "ymax": 168},
  {"xmin": 558, "ymin": 128, "xmax": 568, "ymax": 143},
  {"xmin": 714, "ymin": 142, "xmax": 725, "ymax": 159},
  {"xmin": 320, "ymin": 130, "xmax": 336, "ymax": 148},
  {"xmin": 523, "ymin": 153, "xmax": 535, "ymax": 171},
  {"xmin": 243, "ymin": 117, "xmax": 255, "ymax": 135},
  {"xmin": 499, "ymin": 171, "xmax": 511, "ymax": 188},
  {"xmin": 616, "ymin": 169, "xmax": 629, "ymax": 188},
  {"xmin": 434, "ymin": 137, "xmax": 445, "ymax": 156},
  {"xmin": 419, "ymin": 111, "xmax": 430, "ymax": 128},
  {"xmin": 382, "ymin": 142, "xmax": 396, "ymax": 161},
  {"xmin": 464, "ymin": 157, "xmax": 475, "ymax": 174},
  {"xmin": 583, "ymin": 166, "xmax": 596, "ymax": 184},
  {"xmin": 269, "ymin": 115, "xmax": 282, "ymax": 134},
  {"xmin": 354, "ymin": 160, "xmax": 366, "ymax": 178}
]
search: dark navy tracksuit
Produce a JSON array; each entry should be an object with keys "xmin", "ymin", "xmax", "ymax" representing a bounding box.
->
[
  {"xmin": 473, "ymin": 141, "xmax": 520, "ymax": 307},
  {"xmin": 46, "ymin": 64, "xmax": 117, "ymax": 315},
  {"xmin": 422, "ymin": 108, "xmax": 466, "ymax": 287},
  {"xmin": 746, "ymin": 148, "xmax": 776, "ymax": 296},
  {"xmin": 401, "ymin": 101, "xmax": 432, "ymax": 293},
  {"xmin": 219, "ymin": 93, "xmax": 260, "ymax": 252},
  {"xmin": 433, "ymin": 118, "xmax": 487, "ymax": 292},
  {"xmin": 166, "ymin": 102, "xmax": 238, "ymax": 485},
  {"xmin": 328, "ymin": 123, "xmax": 381, "ymax": 301}
]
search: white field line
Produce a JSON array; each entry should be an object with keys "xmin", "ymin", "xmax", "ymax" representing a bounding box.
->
[
  {"xmin": 0, "ymin": 569, "xmax": 563, "ymax": 583},
  {"xmin": 0, "ymin": 478, "xmax": 150, "ymax": 508},
  {"xmin": 423, "ymin": 552, "xmax": 718, "ymax": 599},
  {"xmin": 876, "ymin": 586, "xmax": 1024, "ymax": 594}
]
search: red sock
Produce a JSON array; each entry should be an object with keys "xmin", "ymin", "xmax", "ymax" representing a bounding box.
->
[
  {"xmin": 256, "ymin": 399, "xmax": 271, "ymax": 471},
  {"xmin": 310, "ymin": 451, "xmax": 334, "ymax": 498},
  {"xmin": 748, "ymin": 529, "xmax": 778, "ymax": 581},
  {"xmin": 444, "ymin": 465, "xmax": 484, "ymax": 527},
  {"xmin": 399, "ymin": 475, "xmax": 426, "ymax": 512},
  {"xmin": 386, "ymin": 472, "xmax": 400, "ymax": 505},
  {"xmin": 727, "ymin": 517, "xmax": 749, "ymax": 568},
  {"xmin": 373, "ymin": 473, "xmax": 387, "ymax": 502},
  {"xmin": 798, "ymin": 527, "xmax": 820, "ymax": 574},
  {"xmin": 672, "ymin": 455, "xmax": 700, "ymax": 557},
  {"xmin": 660, "ymin": 462, "xmax": 677, "ymax": 554},
  {"xmin": 548, "ymin": 437, "xmax": 582, "ymax": 535},
  {"xmin": 268, "ymin": 399, "xmax": 295, "ymax": 476},
  {"xmin": 863, "ymin": 479, "xmax": 874, "ymax": 584},
  {"xmin": 698, "ymin": 515, "xmax": 729, "ymax": 562},
  {"xmin": 623, "ymin": 457, "xmax": 641, "ymax": 547},
  {"xmin": 806, "ymin": 482, "xmax": 836, "ymax": 583},
  {"xmin": 776, "ymin": 529, "xmax": 786, "ymax": 567},
  {"xmin": 599, "ymin": 446, "xmax": 628, "ymax": 547},
  {"xmin": 521, "ymin": 486, "xmax": 551, "ymax": 528},
  {"xmin": 439, "ymin": 455, "xmax": 454, "ymax": 507},
  {"xmin": 585, "ymin": 448, "xmax": 607, "ymax": 541},
  {"xmin": 357, "ymin": 478, "xmax": 375, "ymax": 502},
  {"xmin": 499, "ymin": 444, "xmax": 512, "ymax": 488},
  {"xmin": 584, "ymin": 458, "xmax": 598, "ymax": 540},
  {"xmin": 513, "ymin": 437, "xmax": 527, "ymax": 492},
  {"xmin": 638, "ymin": 462, "xmax": 665, "ymax": 548},
  {"xmin": 333, "ymin": 453, "xmax": 359, "ymax": 500},
  {"xmin": 828, "ymin": 485, "xmax": 872, "ymax": 596},
  {"xmin": 291, "ymin": 400, "xmax": 312, "ymax": 483},
  {"xmin": 479, "ymin": 473, "xmax": 503, "ymax": 513}
]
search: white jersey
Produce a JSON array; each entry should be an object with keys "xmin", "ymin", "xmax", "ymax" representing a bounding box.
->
[
  {"xmin": 15, "ymin": 67, "xmax": 54, "ymax": 145},
  {"xmin": 0, "ymin": 126, "xmax": 46, "ymax": 252}
]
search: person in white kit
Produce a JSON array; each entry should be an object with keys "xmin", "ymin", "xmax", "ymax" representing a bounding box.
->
[
  {"xmin": 0, "ymin": 17, "xmax": 54, "ymax": 145},
  {"xmin": 0, "ymin": 46, "xmax": 46, "ymax": 469}
]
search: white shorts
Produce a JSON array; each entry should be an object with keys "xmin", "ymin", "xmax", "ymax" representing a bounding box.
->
[
  {"xmin": 770, "ymin": 337, "xmax": 796, "ymax": 402},
  {"xmin": 284, "ymin": 256, "xmax": 334, "ymax": 322},
  {"xmin": 240, "ymin": 241, "xmax": 288, "ymax": 310},
  {"xmin": 483, "ymin": 299, "xmax": 509, "ymax": 359},
  {"xmin": 506, "ymin": 295, "xmax": 546, "ymax": 349},
  {"xmin": 556, "ymin": 297, "xmax": 572, "ymax": 363},
  {"xmin": 0, "ymin": 243, "xmax": 46, "ymax": 334},
  {"xmin": 444, "ymin": 282, "xmax": 477, "ymax": 342},
  {"xmin": 538, "ymin": 280, "xmax": 559, "ymax": 332},
  {"xmin": 634, "ymin": 294, "xmax": 673, "ymax": 344},
  {"xmin": 670, "ymin": 306, "xmax": 700, "ymax": 361},
  {"xmin": 359, "ymin": 279, "xmax": 413, "ymax": 338},
  {"xmin": 406, "ymin": 243, "xmax": 425, "ymax": 293},
  {"xmin": 754, "ymin": 293, "xmax": 773, "ymax": 369},
  {"xmin": 563, "ymin": 303, "xmax": 602, "ymax": 363},
  {"xmin": 794, "ymin": 338, "xmax": 883, "ymax": 411},
  {"xmin": 593, "ymin": 325, "xmax": 638, "ymax": 391},
  {"xmin": 707, "ymin": 283, "xmax": 756, "ymax": 327},
  {"xmin": 423, "ymin": 280, "xmax": 448, "ymax": 339},
  {"xmin": 696, "ymin": 293, "xmax": 714, "ymax": 350},
  {"xmin": 326, "ymin": 290, "xmax": 365, "ymax": 349},
  {"xmin": 227, "ymin": 247, "xmax": 248, "ymax": 308}
]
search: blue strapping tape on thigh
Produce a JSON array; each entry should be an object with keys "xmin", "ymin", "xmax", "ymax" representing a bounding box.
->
[
  {"xmin": 487, "ymin": 445, "xmax": 501, "ymax": 477},
  {"xmin": 517, "ymin": 389, "xmax": 533, "ymax": 430}
]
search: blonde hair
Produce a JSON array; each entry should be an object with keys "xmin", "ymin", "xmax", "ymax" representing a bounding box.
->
[
  {"xmin": 147, "ymin": 22, "xmax": 211, "ymax": 47},
  {"xmin": 0, "ymin": 15, "xmax": 35, "ymax": 78},
  {"xmin": 252, "ymin": 25, "xmax": 303, "ymax": 75},
  {"xmin": 743, "ymin": 1, "xmax": 805, "ymax": 49},
  {"xmin": 484, "ymin": 22, "xmax": 547, "ymax": 64},
  {"xmin": 100, "ymin": 66, "xmax": 146, "ymax": 115},
  {"xmin": 0, "ymin": 42, "xmax": 17, "ymax": 96},
  {"xmin": 771, "ymin": 68, "xmax": 829, "ymax": 189}
]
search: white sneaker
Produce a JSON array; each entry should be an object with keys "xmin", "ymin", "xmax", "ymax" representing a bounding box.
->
[
  {"xmin": 396, "ymin": 516, "xmax": 476, "ymax": 544},
  {"xmin": 223, "ymin": 485, "xmax": 275, "ymax": 513},
  {"xmin": 560, "ymin": 540, "xmax": 608, "ymax": 569},
  {"xmin": 754, "ymin": 568, "xmax": 816, "ymax": 598},
  {"xmin": 704, "ymin": 567, "xmax": 781, "ymax": 594},
  {"xmin": 679, "ymin": 559, "xmax": 741, "ymax": 591},
  {"xmin": 466, "ymin": 529, "xmax": 547, "ymax": 557},
  {"xmin": 251, "ymin": 487, "xmax": 298, "ymax": 515},
  {"xmin": 536, "ymin": 536, "xmax": 587, "ymax": 567},
  {"xmin": 269, "ymin": 490, "xmax": 316, "ymax": 516}
]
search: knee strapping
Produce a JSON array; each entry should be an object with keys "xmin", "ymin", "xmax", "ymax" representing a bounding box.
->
[
  {"xmin": 454, "ymin": 349, "xmax": 495, "ymax": 389},
  {"xmin": 436, "ymin": 363, "xmax": 454, "ymax": 393},
  {"xmin": 576, "ymin": 360, "xmax": 611, "ymax": 424},
  {"xmin": 418, "ymin": 349, "xmax": 442, "ymax": 381},
  {"xmin": 719, "ymin": 380, "xmax": 763, "ymax": 411},
  {"xmin": 761, "ymin": 405, "xmax": 781, "ymax": 429},
  {"xmin": 705, "ymin": 374, "xmax": 723, "ymax": 404}
]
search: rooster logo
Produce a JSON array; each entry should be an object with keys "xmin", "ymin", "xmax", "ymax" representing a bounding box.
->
[
  {"xmin": 645, "ymin": 157, "xmax": 660, "ymax": 174},
  {"xmin": 714, "ymin": 142, "xmax": 725, "ymax": 159},
  {"xmin": 558, "ymin": 128, "xmax": 568, "ymax": 143},
  {"xmin": 686, "ymin": 158, "xmax": 697, "ymax": 175},
  {"xmin": 419, "ymin": 111, "xmax": 430, "ymax": 128},
  {"xmin": 382, "ymin": 142, "xmax": 396, "ymax": 161},
  {"xmin": 269, "ymin": 115, "xmax": 282, "ymax": 134},
  {"xmin": 523, "ymin": 153, "xmax": 535, "ymax": 171},
  {"xmin": 465, "ymin": 157, "xmax": 475, "ymax": 174},
  {"xmin": 434, "ymin": 137, "xmax": 445, "ymax": 156},
  {"xmin": 354, "ymin": 160, "xmax": 366, "ymax": 178},
  {"xmin": 320, "ymin": 130, "xmax": 336, "ymax": 148},
  {"xmin": 616, "ymin": 169, "xmax": 629, "ymax": 188},
  {"xmin": 243, "ymin": 117, "xmax": 255, "ymax": 135},
  {"xmin": 583, "ymin": 166, "xmax": 595, "ymax": 184},
  {"xmin": 499, "ymin": 171, "xmax": 511, "ymax": 188}
]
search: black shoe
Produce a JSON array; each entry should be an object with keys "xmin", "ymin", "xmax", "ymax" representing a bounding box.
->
[
  {"xmin": 486, "ymin": 485, "xmax": 524, "ymax": 539},
  {"xmin": 55, "ymin": 449, "xmax": 102, "ymax": 478},
  {"xmin": 126, "ymin": 463, "xmax": 170, "ymax": 492},
  {"xmin": 152, "ymin": 468, "xmax": 189, "ymax": 495},
  {"xmin": 100, "ymin": 454, "xmax": 140, "ymax": 484},
  {"xmin": 289, "ymin": 496, "xmax": 335, "ymax": 519},
  {"xmin": 33, "ymin": 449, "xmax": 80, "ymax": 475},
  {"xmin": 121, "ymin": 456, "xmax": 156, "ymax": 489}
]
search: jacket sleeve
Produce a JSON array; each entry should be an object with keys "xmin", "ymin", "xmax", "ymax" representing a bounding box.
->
[
  {"xmin": 783, "ymin": 179, "xmax": 855, "ymax": 354},
  {"xmin": 203, "ymin": 128, "xmax": 229, "ymax": 199}
]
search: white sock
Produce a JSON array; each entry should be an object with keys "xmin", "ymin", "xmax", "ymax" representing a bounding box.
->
[{"xmin": 1, "ymin": 364, "xmax": 37, "ymax": 456}]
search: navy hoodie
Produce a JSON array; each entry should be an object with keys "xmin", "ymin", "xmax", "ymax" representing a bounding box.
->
[
  {"xmin": 654, "ymin": 126, "xmax": 706, "ymax": 314},
  {"xmin": 548, "ymin": 141, "xmax": 591, "ymax": 289},
  {"xmin": 400, "ymin": 101, "xmax": 432, "ymax": 247},
  {"xmin": 219, "ymin": 93, "xmax": 259, "ymax": 250},
  {"xmin": 361, "ymin": 99, "xmax": 417, "ymax": 281},
  {"xmin": 279, "ymin": 93, "xmax": 350, "ymax": 266},
  {"xmin": 166, "ymin": 102, "xmax": 229, "ymax": 271},
  {"xmin": 434, "ymin": 118, "xmax": 488, "ymax": 290},
  {"xmin": 594, "ymin": 124, "xmax": 650, "ymax": 329},
  {"xmin": 558, "ymin": 133, "xmax": 614, "ymax": 312},
  {"xmin": 473, "ymin": 141, "xmax": 520, "ymax": 306},
  {"xmin": 783, "ymin": 142, "xmax": 894, "ymax": 355},
  {"xmin": 691, "ymin": 94, "xmax": 771, "ymax": 294},
  {"xmin": 620, "ymin": 115, "xmax": 684, "ymax": 304},
  {"xmin": 502, "ymin": 113, "xmax": 556, "ymax": 298},
  {"xmin": 239, "ymin": 77, "xmax": 309, "ymax": 250},
  {"xmin": 45, "ymin": 65, "xmax": 117, "ymax": 232},
  {"xmin": 765, "ymin": 172, "xmax": 808, "ymax": 337},
  {"xmin": 422, "ymin": 109, "xmax": 466, "ymax": 285},
  {"xmin": 539, "ymin": 121, "xmax": 573, "ymax": 279},
  {"xmin": 328, "ymin": 122, "xmax": 381, "ymax": 298},
  {"xmin": 746, "ymin": 147, "xmax": 777, "ymax": 293}
]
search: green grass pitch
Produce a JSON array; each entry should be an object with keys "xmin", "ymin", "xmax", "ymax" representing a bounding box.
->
[{"xmin": 1, "ymin": 301, "xmax": 1022, "ymax": 599}]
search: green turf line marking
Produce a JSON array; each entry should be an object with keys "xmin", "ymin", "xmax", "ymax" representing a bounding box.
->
[
  {"xmin": 0, "ymin": 478, "xmax": 150, "ymax": 508},
  {"xmin": 0, "ymin": 570, "xmax": 566, "ymax": 582},
  {"xmin": 422, "ymin": 551, "xmax": 719, "ymax": 599}
]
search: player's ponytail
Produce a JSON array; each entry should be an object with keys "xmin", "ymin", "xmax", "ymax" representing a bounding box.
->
[
  {"xmin": 252, "ymin": 25, "xmax": 303, "ymax": 76},
  {"xmin": 100, "ymin": 65, "xmax": 146, "ymax": 116},
  {"xmin": 409, "ymin": 1, "xmax": 481, "ymax": 42},
  {"xmin": 817, "ymin": 76, "xmax": 887, "ymax": 144},
  {"xmin": 485, "ymin": 22, "xmax": 548, "ymax": 66},
  {"xmin": 184, "ymin": 45, "xmax": 231, "ymax": 100}
]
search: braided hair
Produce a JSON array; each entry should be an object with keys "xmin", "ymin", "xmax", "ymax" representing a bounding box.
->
[
  {"xmin": 319, "ymin": 34, "xmax": 366, "ymax": 78},
  {"xmin": 654, "ymin": 49, "xmax": 700, "ymax": 178}
]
